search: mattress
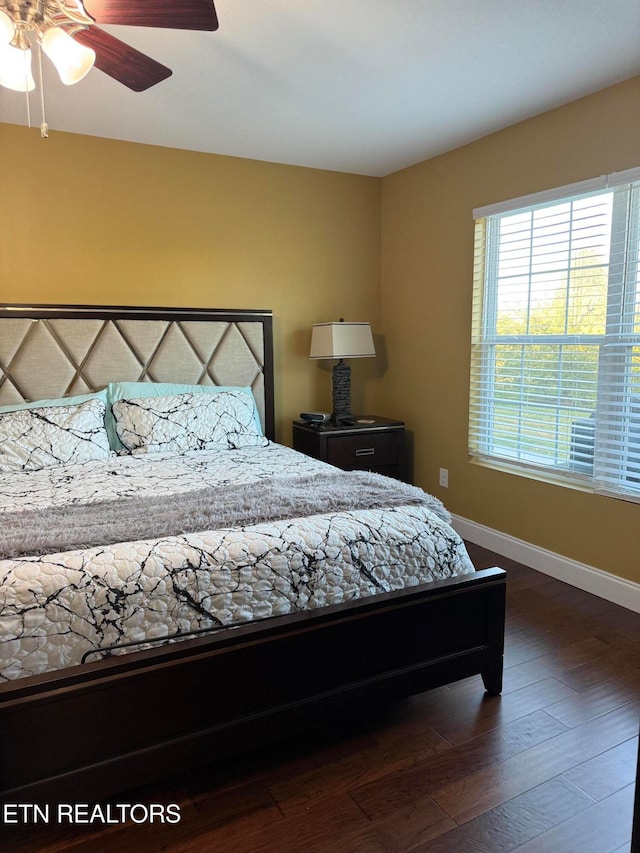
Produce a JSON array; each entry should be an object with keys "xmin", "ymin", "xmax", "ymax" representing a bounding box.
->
[{"xmin": 0, "ymin": 443, "xmax": 474, "ymax": 682}]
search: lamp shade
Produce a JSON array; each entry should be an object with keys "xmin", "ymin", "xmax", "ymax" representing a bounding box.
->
[
  {"xmin": 310, "ymin": 322, "xmax": 375, "ymax": 360},
  {"xmin": 0, "ymin": 42, "xmax": 35, "ymax": 91},
  {"xmin": 0, "ymin": 10, "xmax": 14, "ymax": 45},
  {"xmin": 42, "ymin": 27, "xmax": 95, "ymax": 85}
]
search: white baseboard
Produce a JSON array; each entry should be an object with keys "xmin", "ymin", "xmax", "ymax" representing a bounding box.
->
[{"xmin": 451, "ymin": 514, "xmax": 640, "ymax": 614}]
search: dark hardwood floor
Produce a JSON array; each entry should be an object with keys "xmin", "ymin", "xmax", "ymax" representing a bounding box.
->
[{"xmin": 6, "ymin": 543, "xmax": 640, "ymax": 852}]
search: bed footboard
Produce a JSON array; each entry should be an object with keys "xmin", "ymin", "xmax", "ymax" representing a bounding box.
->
[{"xmin": 0, "ymin": 567, "xmax": 505, "ymax": 804}]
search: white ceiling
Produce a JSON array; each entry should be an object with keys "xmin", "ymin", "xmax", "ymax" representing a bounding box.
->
[{"xmin": 1, "ymin": 0, "xmax": 639, "ymax": 177}]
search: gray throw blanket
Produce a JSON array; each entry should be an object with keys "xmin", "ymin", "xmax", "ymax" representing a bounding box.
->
[{"xmin": 0, "ymin": 470, "xmax": 449, "ymax": 560}]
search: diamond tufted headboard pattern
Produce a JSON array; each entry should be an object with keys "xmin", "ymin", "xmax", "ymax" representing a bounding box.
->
[{"xmin": 0, "ymin": 305, "xmax": 275, "ymax": 440}]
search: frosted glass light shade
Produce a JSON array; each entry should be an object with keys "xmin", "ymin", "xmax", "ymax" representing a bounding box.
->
[
  {"xmin": 0, "ymin": 42, "xmax": 35, "ymax": 91},
  {"xmin": 42, "ymin": 27, "xmax": 95, "ymax": 85},
  {"xmin": 0, "ymin": 10, "xmax": 14, "ymax": 45}
]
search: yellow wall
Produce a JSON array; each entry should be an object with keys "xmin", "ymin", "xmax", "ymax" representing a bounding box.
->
[
  {"xmin": 0, "ymin": 123, "xmax": 381, "ymax": 440},
  {"xmin": 379, "ymin": 76, "xmax": 640, "ymax": 583},
  {"xmin": 2, "ymin": 75, "xmax": 638, "ymax": 583}
]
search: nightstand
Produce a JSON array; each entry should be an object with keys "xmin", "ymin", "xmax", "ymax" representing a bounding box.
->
[{"xmin": 292, "ymin": 416, "xmax": 406, "ymax": 481}]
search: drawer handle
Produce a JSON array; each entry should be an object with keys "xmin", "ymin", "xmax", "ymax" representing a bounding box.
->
[{"xmin": 355, "ymin": 447, "xmax": 375, "ymax": 457}]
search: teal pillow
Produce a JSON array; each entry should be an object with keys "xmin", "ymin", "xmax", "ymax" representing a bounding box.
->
[
  {"xmin": 106, "ymin": 382, "xmax": 262, "ymax": 451},
  {"xmin": 0, "ymin": 389, "xmax": 108, "ymax": 414}
]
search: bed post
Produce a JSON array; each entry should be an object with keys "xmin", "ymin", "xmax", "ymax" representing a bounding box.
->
[{"xmin": 481, "ymin": 574, "xmax": 506, "ymax": 695}]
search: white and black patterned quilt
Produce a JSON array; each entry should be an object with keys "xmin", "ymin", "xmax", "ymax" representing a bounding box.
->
[{"xmin": 0, "ymin": 444, "xmax": 474, "ymax": 681}]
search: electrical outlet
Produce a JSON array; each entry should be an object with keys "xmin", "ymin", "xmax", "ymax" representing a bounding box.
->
[{"xmin": 439, "ymin": 467, "xmax": 449, "ymax": 488}]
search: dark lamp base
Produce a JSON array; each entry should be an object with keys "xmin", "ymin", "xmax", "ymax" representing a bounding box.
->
[{"xmin": 332, "ymin": 359, "xmax": 352, "ymax": 422}]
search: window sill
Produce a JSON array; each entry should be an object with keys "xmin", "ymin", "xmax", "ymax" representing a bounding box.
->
[
  {"xmin": 469, "ymin": 457, "xmax": 640, "ymax": 504},
  {"xmin": 469, "ymin": 457, "xmax": 595, "ymax": 495}
]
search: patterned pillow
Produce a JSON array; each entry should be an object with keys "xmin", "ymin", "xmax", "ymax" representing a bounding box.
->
[
  {"xmin": 105, "ymin": 382, "xmax": 263, "ymax": 451},
  {"xmin": 0, "ymin": 398, "xmax": 111, "ymax": 473},
  {"xmin": 112, "ymin": 390, "xmax": 269, "ymax": 455}
]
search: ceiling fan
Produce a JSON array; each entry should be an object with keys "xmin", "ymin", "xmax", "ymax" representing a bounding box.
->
[{"xmin": 0, "ymin": 0, "xmax": 219, "ymax": 93}]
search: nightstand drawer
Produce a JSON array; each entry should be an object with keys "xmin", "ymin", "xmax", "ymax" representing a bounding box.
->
[
  {"xmin": 325, "ymin": 431, "xmax": 401, "ymax": 469},
  {"xmin": 292, "ymin": 416, "xmax": 408, "ymax": 481}
]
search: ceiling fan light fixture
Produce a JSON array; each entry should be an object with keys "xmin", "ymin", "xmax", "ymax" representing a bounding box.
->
[
  {"xmin": 0, "ymin": 40, "xmax": 35, "ymax": 91},
  {"xmin": 42, "ymin": 27, "xmax": 95, "ymax": 85},
  {"xmin": 0, "ymin": 0, "xmax": 217, "ymax": 107},
  {"xmin": 0, "ymin": 9, "xmax": 14, "ymax": 45}
]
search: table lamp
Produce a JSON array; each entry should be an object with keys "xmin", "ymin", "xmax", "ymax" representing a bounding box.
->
[{"xmin": 309, "ymin": 319, "xmax": 376, "ymax": 425}]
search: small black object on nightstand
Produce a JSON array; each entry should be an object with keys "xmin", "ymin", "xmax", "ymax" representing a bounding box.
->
[
  {"xmin": 293, "ymin": 416, "xmax": 407, "ymax": 481},
  {"xmin": 299, "ymin": 412, "xmax": 331, "ymax": 424}
]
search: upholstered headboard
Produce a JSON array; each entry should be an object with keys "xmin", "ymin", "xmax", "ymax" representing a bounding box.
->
[{"xmin": 0, "ymin": 304, "xmax": 275, "ymax": 440}]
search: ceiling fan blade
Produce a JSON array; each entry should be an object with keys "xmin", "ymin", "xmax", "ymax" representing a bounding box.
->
[
  {"xmin": 82, "ymin": 0, "xmax": 218, "ymax": 31},
  {"xmin": 73, "ymin": 26, "xmax": 172, "ymax": 91}
]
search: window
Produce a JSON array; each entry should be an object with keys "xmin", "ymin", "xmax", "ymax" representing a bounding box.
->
[{"xmin": 469, "ymin": 167, "xmax": 640, "ymax": 501}]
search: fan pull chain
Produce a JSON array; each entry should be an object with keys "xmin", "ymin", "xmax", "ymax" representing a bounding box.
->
[
  {"xmin": 23, "ymin": 50, "xmax": 31, "ymax": 128},
  {"xmin": 37, "ymin": 42, "xmax": 48, "ymax": 138}
]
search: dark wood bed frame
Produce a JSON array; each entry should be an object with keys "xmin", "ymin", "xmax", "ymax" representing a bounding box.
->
[{"xmin": 0, "ymin": 304, "xmax": 506, "ymax": 805}]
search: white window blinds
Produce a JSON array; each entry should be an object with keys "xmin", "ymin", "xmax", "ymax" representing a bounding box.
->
[{"xmin": 469, "ymin": 167, "xmax": 640, "ymax": 501}]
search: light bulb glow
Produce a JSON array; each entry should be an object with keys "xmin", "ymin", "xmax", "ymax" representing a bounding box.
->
[
  {"xmin": 0, "ymin": 41, "xmax": 35, "ymax": 91},
  {"xmin": 0, "ymin": 10, "xmax": 14, "ymax": 45},
  {"xmin": 42, "ymin": 27, "xmax": 95, "ymax": 85}
]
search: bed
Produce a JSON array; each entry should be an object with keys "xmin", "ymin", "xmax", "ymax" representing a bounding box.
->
[{"xmin": 0, "ymin": 304, "xmax": 505, "ymax": 804}]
